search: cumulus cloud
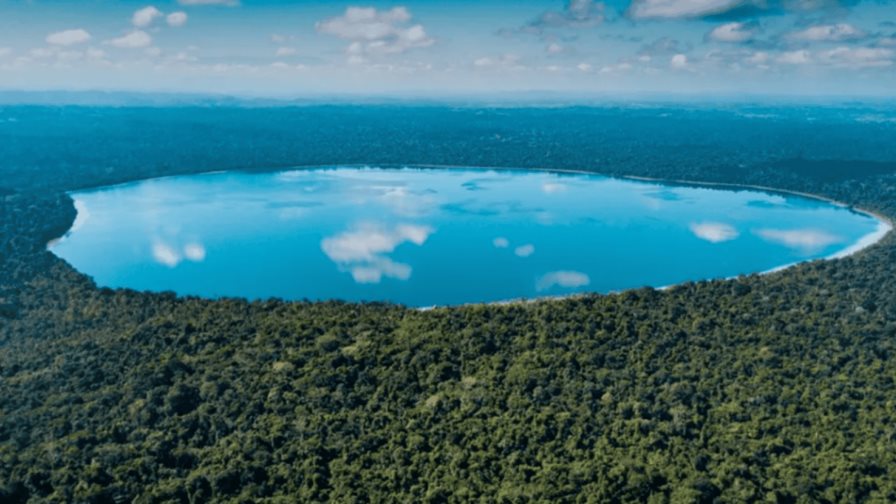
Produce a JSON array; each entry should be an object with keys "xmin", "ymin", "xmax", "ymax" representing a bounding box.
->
[
  {"xmin": 133, "ymin": 6, "xmax": 163, "ymax": 27},
  {"xmin": 536, "ymin": 271, "xmax": 591, "ymax": 291},
  {"xmin": 46, "ymin": 29, "xmax": 92, "ymax": 46},
  {"xmin": 183, "ymin": 243, "xmax": 206, "ymax": 261},
  {"xmin": 493, "ymin": 237, "xmax": 509, "ymax": 248},
  {"xmin": 789, "ymin": 23, "xmax": 865, "ymax": 42},
  {"xmin": 670, "ymin": 53, "xmax": 690, "ymax": 68},
  {"xmin": 152, "ymin": 241, "xmax": 207, "ymax": 267},
  {"xmin": 542, "ymin": 182, "xmax": 567, "ymax": 193},
  {"xmin": 276, "ymin": 47, "xmax": 297, "ymax": 57},
  {"xmin": 514, "ymin": 244, "xmax": 535, "ymax": 257},
  {"xmin": 708, "ymin": 22, "xmax": 758, "ymax": 43},
  {"xmin": 107, "ymin": 31, "xmax": 153, "ymax": 49},
  {"xmin": 690, "ymin": 222, "xmax": 739, "ymax": 242},
  {"xmin": 756, "ymin": 228, "xmax": 841, "ymax": 251},
  {"xmin": 167, "ymin": 12, "xmax": 189, "ymax": 27},
  {"xmin": 473, "ymin": 54, "xmax": 523, "ymax": 69},
  {"xmin": 152, "ymin": 242, "xmax": 181, "ymax": 267},
  {"xmin": 519, "ymin": 0, "xmax": 605, "ymax": 35},
  {"xmin": 321, "ymin": 223, "xmax": 433, "ymax": 284},
  {"xmin": 628, "ymin": 0, "xmax": 757, "ymax": 19},
  {"xmin": 316, "ymin": 6, "xmax": 434, "ymax": 61}
]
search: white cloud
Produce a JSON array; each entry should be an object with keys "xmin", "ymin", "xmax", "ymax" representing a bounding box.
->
[
  {"xmin": 350, "ymin": 257, "xmax": 411, "ymax": 283},
  {"xmin": 746, "ymin": 51, "xmax": 769, "ymax": 65},
  {"xmin": 820, "ymin": 46, "xmax": 894, "ymax": 68},
  {"xmin": 542, "ymin": 182, "xmax": 567, "ymax": 193},
  {"xmin": 152, "ymin": 242, "xmax": 181, "ymax": 267},
  {"xmin": 708, "ymin": 22, "xmax": 757, "ymax": 43},
  {"xmin": 133, "ymin": 6, "xmax": 163, "ymax": 28},
  {"xmin": 321, "ymin": 223, "xmax": 433, "ymax": 284},
  {"xmin": 152, "ymin": 241, "xmax": 206, "ymax": 267},
  {"xmin": 178, "ymin": 0, "xmax": 239, "ymax": 5},
  {"xmin": 577, "ymin": 62, "xmax": 592, "ymax": 71},
  {"xmin": 690, "ymin": 222, "xmax": 739, "ymax": 243},
  {"xmin": 756, "ymin": 228, "xmax": 841, "ymax": 251},
  {"xmin": 670, "ymin": 53, "xmax": 688, "ymax": 69},
  {"xmin": 46, "ymin": 29, "xmax": 92, "ymax": 46},
  {"xmin": 789, "ymin": 23, "xmax": 865, "ymax": 42},
  {"xmin": 628, "ymin": 0, "xmax": 753, "ymax": 19},
  {"xmin": 108, "ymin": 31, "xmax": 153, "ymax": 49},
  {"xmin": 473, "ymin": 54, "xmax": 523, "ymax": 69},
  {"xmin": 316, "ymin": 6, "xmax": 434, "ymax": 60},
  {"xmin": 183, "ymin": 243, "xmax": 206, "ymax": 261},
  {"xmin": 776, "ymin": 49, "xmax": 811, "ymax": 65},
  {"xmin": 537, "ymin": 271, "xmax": 590, "ymax": 291},
  {"xmin": 167, "ymin": 12, "xmax": 189, "ymax": 27},
  {"xmin": 493, "ymin": 237, "xmax": 509, "ymax": 248},
  {"xmin": 514, "ymin": 244, "xmax": 535, "ymax": 257},
  {"xmin": 276, "ymin": 47, "xmax": 297, "ymax": 57}
]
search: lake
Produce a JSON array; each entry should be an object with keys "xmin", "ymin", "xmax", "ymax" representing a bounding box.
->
[{"xmin": 49, "ymin": 167, "xmax": 888, "ymax": 306}]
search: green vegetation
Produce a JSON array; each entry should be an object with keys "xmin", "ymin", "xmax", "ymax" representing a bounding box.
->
[{"xmin": 2, "ymin": 105, "xmax": 896, "ymax": 502}]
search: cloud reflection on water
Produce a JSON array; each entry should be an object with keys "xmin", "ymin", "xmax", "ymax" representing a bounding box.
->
[
  {"xmin": 321, "ymin": 222, "xmax": 434, "ymax": 284},
  {"xmin": 755, "ymin": 228, "xmax": 842, "ymax": 252}
]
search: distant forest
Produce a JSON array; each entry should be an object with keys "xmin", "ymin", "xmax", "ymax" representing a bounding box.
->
[{"xmin": 2, "ymin": 104, "xmax": 896, "ymax": 502}]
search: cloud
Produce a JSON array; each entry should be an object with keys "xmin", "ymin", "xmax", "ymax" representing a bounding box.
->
[
  {"xmin": 670, "ymin": 53, "xmax": 689, "ymax": 68},
  {"xmin": 537, "ymin": 271, "xmax": 591, "ymax": 291},
  {"xmin": 316, "ymin": 6, "xmax": 434, "ymax": 60},
  {"xmin": 776, "ymin": 49, "xmax": 811, "ymax": 64},
  {"xmin": 178, "ymin": 0, "xmax": 239, "ymax": 5},
  {"xmin": 321, "ymin": 223, "xmax": 433, "ymax": 284},
  {"xmin": 819, "ymin": 46, "xmax": 894, "ymax": 67},
  {"xmin": 756, "ymin": 228, "xmax": 841, "ymax": 251},
  {"xmin": 349, "ymin": 257, "xmax": 411, "ymax": 283},
  {"xmin": 133, "ymin": 6, "xmax": 163, "ymax": 28},
  {"xmin": 107, "ymin": 31, "xmax": 153, "ymax": 49},
  {"xmin": 542, "ymin": 182, "xmax": 567, "ymax": 193},
  {"xmin": 183, "ymin": 243, "xmax": 206, "ymax": 261},
  {"xmin": 690, "ymin": 222, "xmax": 739, "ymax": 242},
  {"xmin": 515, "ymin": 244, "xmax": 535, "ymax": 257},
  {"xmin": 707, "ymin": 22, "xmax": 758, "ymax": 43},
  {"xmin": 152, "ymin": 241, "xmax": 207, "ymax": 267},
  {"xmin": 46, "ymin": 29, "xmax": 92, "ymax": 46},
  {"xmin": 493, "ymin": 237, "xmax": 509, "ymax": 248},
  {"xmin": 473, "ymin": 54, "xmax": 524, "ymax": 70},
  {"xmin": 520, "ymin": 0, "xmax": 605, "ymax": 35},
  {"xmin": 167, "ymin": 12, "xmax": 189, "ymax": 27},
  {"xmin": 628, "ymin": 0, "xmax": 757, "ymax": 19},
  {"xmin": 152, "ymin": 242, "xmax": 181, "ymax": 267},
  {"xmin": 276, "ymin": 47, "xmax": 297, "ymax": 57},
  {"xmin": 789, "ymin": 23, "xmax": 865, "ymax": 42}
]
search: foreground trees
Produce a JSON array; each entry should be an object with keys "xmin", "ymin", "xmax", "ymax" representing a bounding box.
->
[{"xmin": 2, "ymin": 105, "xmax": 896, "ymax": 502}]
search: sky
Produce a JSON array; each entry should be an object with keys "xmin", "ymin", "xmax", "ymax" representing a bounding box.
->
[{"xmin": 0, "ymin": 0, "xmax": 895, "ymax": 97}]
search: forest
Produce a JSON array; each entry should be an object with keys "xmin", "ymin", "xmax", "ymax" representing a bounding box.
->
[{"xmin": 1, "ymin": 104, "xmax": 896, "ymax": 502}]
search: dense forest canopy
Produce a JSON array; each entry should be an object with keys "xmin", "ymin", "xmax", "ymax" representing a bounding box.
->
[{"xmin": 2, "ymin": 104, "xmax": 896, "ymax": 502}]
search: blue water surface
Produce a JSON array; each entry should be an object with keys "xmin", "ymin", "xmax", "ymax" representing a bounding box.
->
[{"xmin": 49, "ymin": 167, "xmax": 886, "ymax": 306}]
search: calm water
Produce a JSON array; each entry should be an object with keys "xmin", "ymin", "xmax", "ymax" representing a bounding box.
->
[{"xmin": 50, "ymin": 167, "xmax": 887, "ymax": 306}]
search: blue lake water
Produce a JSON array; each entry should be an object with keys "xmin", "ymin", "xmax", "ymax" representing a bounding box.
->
[{"xmin": 50, "ymin": 167, "xmax": 888, "ymax": 306}]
